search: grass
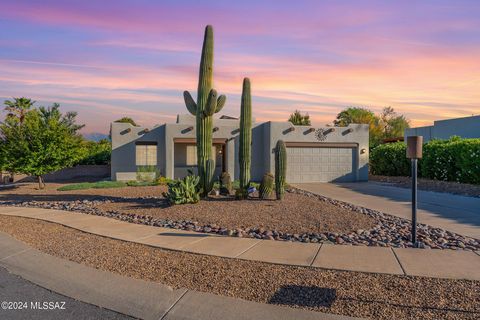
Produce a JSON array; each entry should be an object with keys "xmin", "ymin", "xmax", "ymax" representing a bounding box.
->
[{"xmin": 57, "ymin": 181, "xmax": 128, "ymax": 191}]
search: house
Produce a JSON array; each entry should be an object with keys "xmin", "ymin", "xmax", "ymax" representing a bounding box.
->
[
  {"xmin": 405, "ymin": 115, "xmax": 480, "ymax": 142},
  {"xmin": 110, "ymin": 114, "xmax": 369, "ymax": 183}
]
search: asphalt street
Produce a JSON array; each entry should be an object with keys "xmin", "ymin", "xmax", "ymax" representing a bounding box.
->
[{"xmin": 0, "ymin": 266, "xmax": 132, "ymax": 320}]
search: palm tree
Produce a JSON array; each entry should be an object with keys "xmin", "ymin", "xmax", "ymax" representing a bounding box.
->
[
  {"xmin": 4, "ymin": 97, "xmax": 35, "ymax": 124},
  {"xmin": 288, "ymin": 110, "xmax": 311, "ymax": 125}
]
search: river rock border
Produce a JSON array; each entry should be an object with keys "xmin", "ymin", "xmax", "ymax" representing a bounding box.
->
[{"xmin": 1, "ymin": 187, "xmax": 478, "ymax": 251}]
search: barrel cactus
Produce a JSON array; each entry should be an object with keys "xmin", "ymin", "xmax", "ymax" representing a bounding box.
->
[
  {"xmin": 259, "ymin": 172, "xmax": 274, "ymax": 199},
  {"xmin": 239, "ymin": 77, "xmax": 252, "ymax": 197},
  {"xmin": 219, "ymin": 171, "xmax": 232, "ymax": 195},
  {"xmin": 183, "ymin": 25, "xmax": 226, "ymax": 196},
  {"xmin": 275, "ymin": 140, "xmax": 287, "ymax": 200}
]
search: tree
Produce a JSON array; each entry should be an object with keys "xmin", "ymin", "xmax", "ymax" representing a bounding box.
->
[
  {"xmin": 4, "ymin": 97, "xmax": 35, "ymax": 124},
  {"xmin": 288, "ymin": 110, "xmax": 311, "ymax": 125},
  {"xmin": 0, "ymin": 102, "xmax": 85, "ymax": 189},
  {"xmin": 334, "ymin": 107, "xmax": 383, "ymax": 147},
  {"xmin": 114, "ymin": 117, "xmax": 138, "ymax": 126},
  {"xmin": 78, "ymin": 139, "xmax": 111, "ymax": 165},
  {"xmin": 380, "ymin": 107, "xmax": 410, "ymax": 139},
  {"xmin": 333, "ymin": 106, "xmax": 410, "ymax": 148}
]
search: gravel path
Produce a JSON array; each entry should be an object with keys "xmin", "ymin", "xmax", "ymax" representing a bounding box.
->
[{"xmin": 0, "ymin": 215, "xmax": 478, "ymax": 320}]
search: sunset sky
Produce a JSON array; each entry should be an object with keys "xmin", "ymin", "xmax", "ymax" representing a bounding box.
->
[{"xmin": 1, "ymin": 0, "xmax": 479, "ymax": 134}]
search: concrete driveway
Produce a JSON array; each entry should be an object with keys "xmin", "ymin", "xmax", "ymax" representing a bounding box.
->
[{"xmin": 294, "ymin": 182, "xmax": 480, "ymax": 239}]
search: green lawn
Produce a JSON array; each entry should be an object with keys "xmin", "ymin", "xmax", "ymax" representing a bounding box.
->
[{"xmin": 57, "ymin": 181, "xmax": 127, "ymax": 191}]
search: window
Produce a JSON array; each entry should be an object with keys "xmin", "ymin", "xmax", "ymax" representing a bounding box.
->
[
  {"xmin": 136, "ymin": 142, "xmax": 157, "ymax": 166},
  {"xmin": 185, "ymin": 145, "xmax": 216, "ymax": 166}
]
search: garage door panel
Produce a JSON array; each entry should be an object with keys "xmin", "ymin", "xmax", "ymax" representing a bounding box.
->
[{"xmin": 286, "ymin": 147, "xmax": 356, "ymax": 183}]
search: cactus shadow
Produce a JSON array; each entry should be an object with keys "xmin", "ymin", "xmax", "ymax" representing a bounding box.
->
[{"xmin": 268, "ymin": 285, "xmax": 337, "ymax": 308}]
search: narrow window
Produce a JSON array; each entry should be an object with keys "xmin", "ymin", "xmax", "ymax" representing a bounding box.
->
[{"xmin": 185, "ymin": 145, "xmax": 216, "ymax": 166}]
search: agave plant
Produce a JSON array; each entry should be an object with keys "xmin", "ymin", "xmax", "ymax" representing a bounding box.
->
[{"xmin": 164, "ymin": 174, "xmax": 201, "ymax": 205}]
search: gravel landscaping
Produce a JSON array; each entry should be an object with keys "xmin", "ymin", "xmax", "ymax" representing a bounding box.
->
[
  {"xmin": 1, "ymin": 183, "xmax": 479, "ymax": 250},
  {"xmin": 0, "ymin": 215, "xmax": 478, "ymax": 320},
  {"xmin": 370, "ymin": 175, "xmax": 480, "ymax": 198}
]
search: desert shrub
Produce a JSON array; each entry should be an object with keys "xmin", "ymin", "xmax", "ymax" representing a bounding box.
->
[
  {"xmin": 370, "ymin": 137, "xmax": 480, "ymax": 184},
  {"xmin": 163, "ymin": 175, "xmax": 200, "ymax": 205},
  {"xmin": 370, "ymin": 142, "xmax": 410, "ymax": 176}
]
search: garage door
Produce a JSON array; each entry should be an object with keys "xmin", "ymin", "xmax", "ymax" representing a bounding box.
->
[{"xmin": 286, "ymin": 147, "xmax": 357, "ymax": 183}]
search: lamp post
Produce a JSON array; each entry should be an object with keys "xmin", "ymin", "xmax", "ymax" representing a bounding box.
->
[{"xmin": 406, "ymin": 136, "xmax": 423, "ymax": 247}]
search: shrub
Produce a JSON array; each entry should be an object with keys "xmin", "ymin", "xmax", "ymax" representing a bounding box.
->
[
  {"xmin": 420, "ymin": 137, "xmax": 480, "ymax": 184},
  {"xmin": 370, "ymin": 137, "xmax": 480, "ymax": 184},
  {"xmin": 163, "ymin": 175, "xmax": 201, "ymax": 205},
  {"xmin": 78, "ymin": 139, "xmax": 111, "ymax": 165},
  {"xmin": 370, "ymin": 142, "xmax": 410, "ymax": 176},
  {"xmin": 136, "ymin": 165, "xmax": 160, "ymax": 182}
]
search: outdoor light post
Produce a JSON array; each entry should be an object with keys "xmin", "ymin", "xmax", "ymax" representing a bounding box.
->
[{"xmin": 406, "ymin": 136, "xmax": 423, "ymax": 247}]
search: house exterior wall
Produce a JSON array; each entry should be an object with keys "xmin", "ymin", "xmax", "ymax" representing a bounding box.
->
[
  {"xmin": 263, "ymin": 122, "xmax": 369, "ymax": 182},
  {"xmin": 111, "ymin": 115, "xmax": 369, "ymax": 182},
  {"xmin": 405, "ymin": 115, "xmax": 480, "ymax": 142}
]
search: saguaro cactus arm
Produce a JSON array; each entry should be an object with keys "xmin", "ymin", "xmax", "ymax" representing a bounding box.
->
[
  {"xmin": 183, "ymin": 91, "xmax": 197, "ymax": 115},
  {"xmin": 204, "ymin": 89, "xmax": 218, "ymax": 116},
  {"xmin": 215, "ymin": 95, "xmax": 226, "ymax": 113}
]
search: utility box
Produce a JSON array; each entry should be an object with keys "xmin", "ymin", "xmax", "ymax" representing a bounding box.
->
[{"xmin": 406, "ymin": 136, "xmax": 423, "ymax": 159}]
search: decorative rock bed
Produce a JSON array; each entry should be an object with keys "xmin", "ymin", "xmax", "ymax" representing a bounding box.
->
[{"xmin": 1, "ymin": 187, "xmax": 478, "ymax": 251}]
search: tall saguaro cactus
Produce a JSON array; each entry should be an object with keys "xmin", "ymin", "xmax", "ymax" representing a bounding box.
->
[
  {"xmin": 239, "ymin": 78, "xmax": 252, "ymax": 195},
  {"xmin": 275, "ymin": 140, "xmax": 287, "ymax": 200},
  {"xmin": 183, "ymin": 25, "xmax": 226, "ymax": 195}
]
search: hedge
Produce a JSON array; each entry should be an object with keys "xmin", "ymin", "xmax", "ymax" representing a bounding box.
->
[{"xmin": 370, "ymin": 137, "xmax": 480, "ymax": 184}]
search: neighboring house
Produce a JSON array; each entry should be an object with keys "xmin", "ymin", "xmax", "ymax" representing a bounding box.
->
[
  {"xmin": 405, "ymin": 115, "xmax": 480, "ymax": 142},
  {"xmin": 110, "ymin": 114, "xmax": 369, "ymax": 183}
]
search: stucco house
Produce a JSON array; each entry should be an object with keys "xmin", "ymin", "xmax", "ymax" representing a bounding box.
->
[
  {"xmin": 110, "ymin": 114, "xmax": 369, "ymax": 183},
  {"xmin": 405, "ymin": 115, "xmax": 480, "ymax": 143}
]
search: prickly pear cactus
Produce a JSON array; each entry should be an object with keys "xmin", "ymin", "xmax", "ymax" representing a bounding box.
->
[
  {"xmin": 259, "ymin": 172, "xmax": 274, "ymax": 199},
  {"xmin": 183, "ymin": 25, "xmax": 226, "ymax": 196},
  {"xmin": 275, "ymin": 140, "xmax": 287, "ymax": 200}
]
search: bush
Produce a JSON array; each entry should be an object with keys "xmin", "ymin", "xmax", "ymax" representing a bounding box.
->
[
  {"xmin": 163, "ymin": 175, "xmax": 201, "ymax": 205},
  {"xmin": 78, "ymin": 139, "xmax": 111, "ymax": 165},
  {"xmin": 420, "ymin": 137, "xmax": 480, "ymax": 184},
  {"xmin": 370, "ymin": 142, "xmax": 410, "ymax": 176},
  {"xmin": 370, "ymin": 137, "xmax": 480, "ymax": 184},
  {"xmin": 136, "ymin": 165, "xmax": 160, "ymax": 182}
]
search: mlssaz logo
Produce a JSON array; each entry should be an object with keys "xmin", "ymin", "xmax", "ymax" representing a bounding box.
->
[{"xmin": 315, "ymin": 129, "xmax": 327, "ymax": 141}]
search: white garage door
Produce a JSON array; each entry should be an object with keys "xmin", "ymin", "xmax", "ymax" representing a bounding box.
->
[{"xmin": 286, "ymin": 147, "xmax": 356, "ymax": 183}]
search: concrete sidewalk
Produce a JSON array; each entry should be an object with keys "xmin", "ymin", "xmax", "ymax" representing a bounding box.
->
[
  {"xmin": 0, "ymin": 232, "xmax": 354, "ymax": 320},
  {"xmin": 294, "ymin": 182, "xmax": 480, "ymax": 239},
  {"xmin": 1, "ymin": 206, "xmax": 479, "ymax": 280}
]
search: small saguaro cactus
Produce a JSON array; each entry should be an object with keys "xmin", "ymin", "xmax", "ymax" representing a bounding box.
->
[
  {"xmin": 183, "ymin": 25, "xmax": 226, "ymax": 196},
  {"xmin": 239, "ymin": 77, "xmax": 252, "ymax": 197},
  {"xmin": 219, "ymin": 171, "xmax": 232, "ymax": 195},
  {"xmin": 259, "ymin": 172, "xmax": 274, "ymax": 199},
  {"xmin": 275, "ymin": 140, "xmax": 287, "ymax": 200}
]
